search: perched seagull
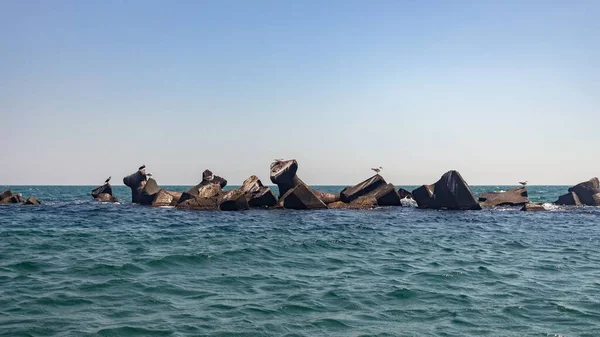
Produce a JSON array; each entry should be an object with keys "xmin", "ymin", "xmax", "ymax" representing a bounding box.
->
[
  {"xmin": 139, "ymin": 164, "xmax": 146, "ymax": 170},
  {"xmin": 104, "ymin": 176, "xmax": 111, "ymax": 184},
  {"xmin": 147, "ymin": 172, "xmax": 153, "ymax": 179},
  {"xmin": 371, "ymin": 166, "xmax": 383, "ymax": 174},
  {"xmin": 519, "ymin": 181, "xmax": 528, "ymax": 186}
]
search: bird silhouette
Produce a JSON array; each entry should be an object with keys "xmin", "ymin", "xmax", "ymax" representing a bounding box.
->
[
  {"xmin": 519, "ymin": 181, "xmax": 528, "ymax": 186},
  {"xmin": 371, "ymin": 166, "xmax": 383, "ymax": 174},
  {"xmin": 104, "ymin": 176, "xmax": 111, "ymax": 184},
  {"xmin": 139, "ymin": 164, "xmax": 145, "ymax": 170}
]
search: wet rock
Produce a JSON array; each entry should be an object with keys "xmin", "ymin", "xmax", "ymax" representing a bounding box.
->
[
  {"xmin": 340, "ymin": 175, "xmax": 386, "ymax": 203},
  {"xmin": 555, "ymin": 191, "xmax": 582, "ymax": 206},
  {"xmin": 398, "ymin": 188, "xmax": 413, "ymax": 199},
  {"xmin": 567, "ymin": 177, "xmax": 600, "ymax": 206},
  {"xmin": 139, "ymin": 178, "xmax": 161, "ymax": 205},
  {"xmin": 0, "ymin": 190, "xmax": 14, "ymax": 201},
  {"xmin": 201, "ymin": 169, "xmax": 227, "ymax": 188},
  {"xmin": 240, "ymin": 175, "xmax": 277, "ymax": 208},
  {"xmin": 478, "ymin": 187, "xmax": 529, "ymax": 207},
  {"xmin": 327, "ymin": 196, "xmax": 378, "ymax": 210},
  {"xmin": 95, "ymin": 193, "xmax": 118, "ymax": 203},
  {"xmin": 24, "ymin": 197, "xmax": 41, "ymax": 205},
  {"xmin": 277, "ymin": 183, "xmax": 327, "ymax": 210},
  {"xmin": 151, "ymin": 189, "xmax": 177, "ymax": 207},
  {"xmin": 91, "ymin": 183, "xmax": 113, "ymax": 199},
  {"xmin": 412, "ymin": 170, "xmax": 481, "ymax": 210},
  {"xmin": 176, "ymin": 196, "xmax": 220, "ymax": 210},
  {"xmin": 219, "ymin": 189, "xmax": 250, "ymax": 211},
  {"xmin": 370, "ymin": 183, "xmax": 402, "ymax": 206},
  {"xmin": 123, "ymin": 168, "xmax": 147, "ymax": 203},
  {"xmin": 521, "ymin": 202, "xmax": 547, "ymax": 211}
]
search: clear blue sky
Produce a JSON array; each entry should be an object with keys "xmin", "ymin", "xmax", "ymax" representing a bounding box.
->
[{"xmin": 1, "ymin": 0, "xmax": 598, "ymax": 185}]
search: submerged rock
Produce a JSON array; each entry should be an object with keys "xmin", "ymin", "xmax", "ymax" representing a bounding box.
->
[
  {"xmin": 478, "ymin": 187, "xmax": 529, "ymax": 207},
  {"xmin": 521, "ymin": 202, "xmax": 547, "ymax": 211},
  {"xmin": 240, "ymin": 175, "xmax": 277, "ymax": 208},
  {"xmin": 176, "ymin": 196, "xmax": 220, "ymax": 210},
  {"xmin": 95, "ymin": 193, "xmax": 118, "ymax": 203},
  {"xmin": 0, "ymin": 190, "xmax": 23, "ymax": 204},
  {"xmin": 312, "ymin": 190, "xmax": 341, "ymax": 204},
  {"xmin": 219, "ymin": 189, "xmax": 250, "ymax": 211},
  {"xmin": 412, "ymin": 170, "xmax": 481, "ymax": 210},
  {"xmin": 92, "ymin": 183, "xmax": 113, "ymax": 199},
  {"xmin": 24, "ymin": 197, "xmax": 41, "ymax": 205}
]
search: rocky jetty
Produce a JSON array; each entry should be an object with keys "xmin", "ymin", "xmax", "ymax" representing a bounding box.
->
[
  {"xmin": 240, "ymin": 175, "xmax": 277, "ymax": 208},
  {"xmin": 412, "ymin": 170, "xmax": 481, "ymax": 210},
  {"xmin": 555, "ymin": 177, "xmax": 600, "ymax": 206},
  {"xmin": 478, "ymin": 187, "xmax": 529, "ymax": 207}
]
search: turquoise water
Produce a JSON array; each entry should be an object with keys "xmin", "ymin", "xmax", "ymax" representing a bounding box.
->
[{"xmin": 1, "ymin": 185, "xmax": 599, "ymax": 337}]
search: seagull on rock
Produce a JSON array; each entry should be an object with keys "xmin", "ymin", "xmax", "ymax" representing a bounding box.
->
[
  {"xmin": 371, "ymin": 166, "xmax": 383, "ymax": 174},
  {"xmin": 139, "ymin": 164, "xmax": 146, "ymax": 170}
]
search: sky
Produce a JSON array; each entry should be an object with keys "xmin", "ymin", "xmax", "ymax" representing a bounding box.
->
[{"xmin": 1, "ymin": 0, "xmax": 598, "ymax": 186}]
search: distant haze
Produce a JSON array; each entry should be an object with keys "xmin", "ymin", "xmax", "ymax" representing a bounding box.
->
[{"xmin": 1, "ymin": 1, "xmax": 598, "ymax": 186}]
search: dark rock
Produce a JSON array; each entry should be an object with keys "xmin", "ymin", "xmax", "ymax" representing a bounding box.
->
[
  {"xmin": 555, "ymin": 191, "xmax": 582, "ymax": 206},
  {"xmin": 278, "ymin": 183, "xmax": 327, "ymax": 210},
  {"xmin": 567, "ymin": 177, "xmax": 600, "ymax": 206},
  {"xmin": 91, "ymin": 183, "xmax": 113, "ymax": 199},
  {"xmin": 139, "ymin": 178, "xmax": 161, "ymax": 205},
  {"xmin": 95, "ymin": 193, "xmax": 118, "ymax": 203},
  {"xmin": 313, "ymin": 190, "xmax": 341, "ymax": 204},
  {"xmin": 412, "ymin": 170, "xmax": 481, "ymax": 210},
  {"xmin": 478, "ymin": 187, "xmax": 529, "ymax": 207},
  {"xmin": 398, "ymin": 188, "xmax": 413, "ymax": 199},
  {"xmin": 219, "ymin": 189, "xmax": 250, "ymax": 211},
  {"xmin": 201, "ymin": 169, "xmax": 227, "ymax": 188},
  {"xmin": 270, "ymin": 160, "xmax": 300, "ymax": 197},
  {"xmin": 152, "ymin": 189, "xmax": 177, "ymax": 207},
  {"xmin": 0, "ymin": 190, "xmax": 23, "ymax": 204},
  {"xmin": 370, "ymin": 183, "xmax": 402, "ymax": 206},
  {"xmin": 340, "ymin": 174, "xmax": 387, "ymax": 203},
  {"xmin": 241, "ymin": 175, "xmax": 277, "ymax": 208},
  {"xmin": 521, "ymin": 202, "xmax": 547, "ymax": 211},
  {"xmin": 24, "ymin": 197, "xmax": 41, "ymax": 205},
  {"xmin": 176, "ymin": 196, "xmax": 220, "ymax": 210},
  {"xmin": 123, "ymin": 168, "xmax": 147, "ymax": 203}
]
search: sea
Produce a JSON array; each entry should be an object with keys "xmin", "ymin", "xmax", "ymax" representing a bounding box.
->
[{"xmin": 1, "ymin": 185, "xmax": 599, "ymax": 337}]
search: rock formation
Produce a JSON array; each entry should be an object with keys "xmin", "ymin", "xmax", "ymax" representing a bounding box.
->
[
  {"xmin": 123, "ymin": 167, "xmax": 147, "ymax": 203},
  {"xmin": 340, "ymin": 175, "xmax": 401, "ymax": 206},
  {"xmin": 478, "ymin": 187, "xmax": 529, "ymax": 207},
  {"xmin": 96, "ymin": 193, "xmax": 118, "ymax": 203},
  {"xmin": 24, "ymin": 197, "xmax": 41, "ymax": 205},
  {"xmin": 92, "ymin": 181, "xmax": 118, "ymax": 203},
  {"xmin": 240, "ymin": 175, "xmax": 277, "ymax": 208},
  {"xmin": 219, "ymin": 189, "xmax": 250, "ymax": 211},
  {"xmin": 398, "ymin": 188, "xmax": 413, "ymax": 199},
  {"xmin": 276, "ymin": 183, "xmax": 327, "ymax": 210},
  {"xmin": 412, "ymin": 170, "xmax": 481, "ymax": 210},
  {"xmin": 178, "ymin": 169, "xmax": 227, "ymax": 204},
  {"xmin": 555, "ymin": 177, "xmax": 600, "ymax": 206},
  {"xmin": 0, "ymin": 190, "xmax": 24, "ymax": 204}
]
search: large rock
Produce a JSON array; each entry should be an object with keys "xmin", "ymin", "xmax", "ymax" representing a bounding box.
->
[
  {"xmin": 369, "ymin": 183, "xmax": 402, "ymax": 206},
  {"xmin": 328, "ymin": 196, "xmax": 378, "ymax": 210},
  {"xmin": 240, "ymin": 175, "xmax": 277, "ymax": 208},
  {"xmin": 398, "ymin": 188, "xmax": 413, "ymax": 199},
  {"xmin": 201, "ymin": 169, "xmax": 227, "ymax": 188},
  {"xmin": 555, "ymin": 191, "xmax": 582, "ymax": 206},
  {"xmin": 139, "ymin": 178, "xmax": 161, "ymax": 205},
  {"xmin": 24, "ymin": 197, "xmax": 41, "ymax": 205},
  {"xmin": 123, "ymin": 168, "xmax": 147, "ymax": 203},
  {"xmin": 95, "ymin": 193, "xmax": 118, "ymax": 203},
  {"xmin": 219, "ymin": 189, "xmax": 250, "ymax": 211},
  {"xmin": 270, "ymin": 160, "xmax": 300, "ymax": 197},
  {"xmin": 478, "ymin": 187, "xmax": 529, "ymax": 207},
  {"xmin": 91, "ymin": 183, "xmax": 113, "ymax": 199},
  {"xmin": 340, "ymin": 174, "xmax": 386, "ymax": 203},
  {"xmin": 277, "ymin": 183, "xmax": 327, "ymax": 210},
  {"xmin": 176, "ymin": 196, "xmax": 220, "ymax": 210},
  {"xmin": 521, "ymin": 202, "xmax": 547, "ymax": 211},
  {"xmin": 313, "ymin": 190, "xmax": 341, "ymax": 204},
  {"xmin": 566, "ymin": 178, "xmax": 600, "ymax": 206},
  {"xmin": 0, "ymin": 190, "xmax": 23, "ymax": 204},
  {"xmin": 412, "ymin": 170, "xmax": 481, "ymax": 210},
  {"xmin": 151, "ymin": 189, "xmax": 177, "ymax": 207}
]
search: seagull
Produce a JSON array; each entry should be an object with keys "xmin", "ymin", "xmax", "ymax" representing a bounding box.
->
[
  {"xmin": 371, "ymin": 166, "xmax": 383, "ymax": 174},
  {"xmin": 147, "ymin": 173, "xmax": 153, "ymax": 179},
  {"xmin": 139, "ymin": 164, "xmax": 146, "ymax": 170},
  {"xmin": 519, "ymin": 181, "xmax": 528, "ymax": 186},
  {"xmin": 104, "ymin": 176, "xmax": 111, "ymax": 184}
]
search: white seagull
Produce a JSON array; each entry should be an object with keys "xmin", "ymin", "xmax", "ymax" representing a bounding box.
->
[
  {"xmin": 147, "ymin": 173, "xmax": 153, "ymax": 179},
  {"xmin": 371, "ymin": 166, "xmax": 383, "ymax": 174}
]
